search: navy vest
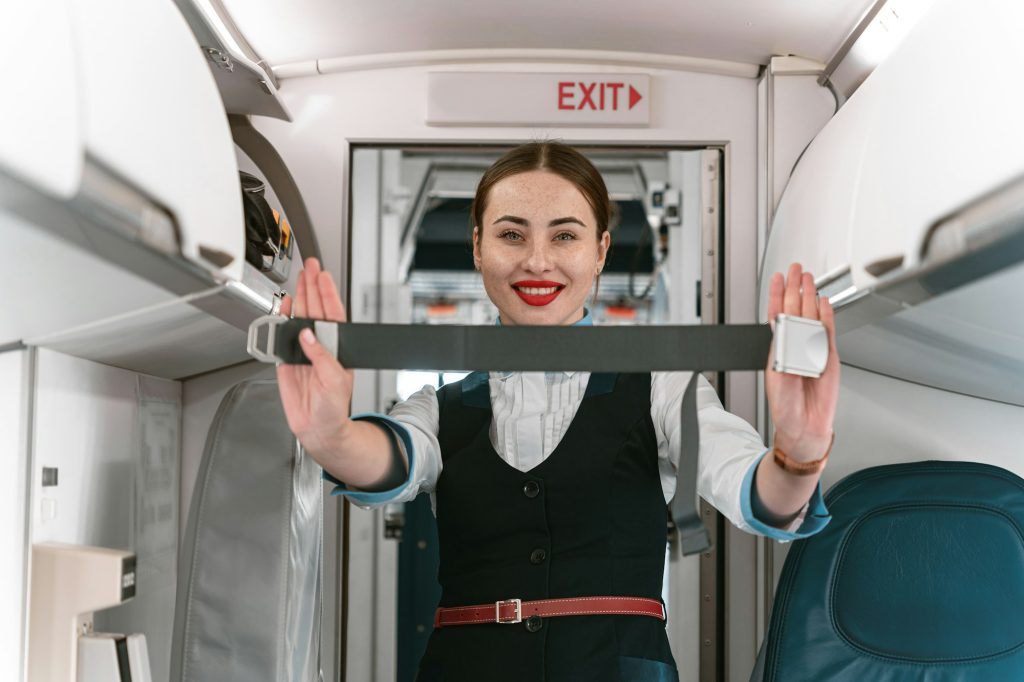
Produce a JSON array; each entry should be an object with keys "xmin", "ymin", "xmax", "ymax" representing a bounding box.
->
[{"xmin": 416, "ymin": 372, "xmax": 679, "ymax": 682}]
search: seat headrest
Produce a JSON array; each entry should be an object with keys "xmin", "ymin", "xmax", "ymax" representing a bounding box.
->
[{"xmin": 761, "ymin": 461, "xmax": 1024, "ymax": 681}]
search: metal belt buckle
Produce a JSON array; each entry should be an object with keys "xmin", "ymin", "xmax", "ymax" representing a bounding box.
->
[
  {"xmin": 495, "ymin": 598, "xmax": 522, "ymax": 624},
  {"xmin": 247, "ymin": 315, "xmax": 283, "ymax": 363}
]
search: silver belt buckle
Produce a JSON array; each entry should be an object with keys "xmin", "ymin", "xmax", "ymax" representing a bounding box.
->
[
  {"xmin": 495, "ymin": 598, "xmax": 522, "ymax": 624},
  {"xmin": 247, "ymin": 315, "xmax": 283, "ymax": 363}
]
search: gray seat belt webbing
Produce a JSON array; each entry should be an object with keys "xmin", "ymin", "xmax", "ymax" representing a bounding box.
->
[
  {"xmin": 261, "ymin": 319, "xmax": 771, "ymax": 372},
  {"xmin": 676, "ymin": 373, "xmax": 712, "ymax": 555},
  {"xmin": 249, "ymin": 319, "xmax": 775, "ymax": 556}
]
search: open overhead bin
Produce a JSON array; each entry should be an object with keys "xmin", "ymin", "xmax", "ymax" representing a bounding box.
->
[
  {"xmin": 760, "ymin": 0, "xmax": 1024, "ymax": 405},
  {"xmin": 0, "ymin": 0, "xmax": 305, "ymax": 378}
]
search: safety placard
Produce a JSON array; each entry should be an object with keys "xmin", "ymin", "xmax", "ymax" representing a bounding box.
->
[{"xmin": 427, "ymin": 72, "xmax": 650, "ymax": 127}]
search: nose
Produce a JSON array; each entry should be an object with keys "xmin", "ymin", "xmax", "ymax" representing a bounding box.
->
[{"xmin": 523, "ymin": 239, "xmax": 554, "ymax": 274}]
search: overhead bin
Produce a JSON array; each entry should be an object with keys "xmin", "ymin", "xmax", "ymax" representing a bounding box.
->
[
  {"xmin": 762, "ymin": 0, "xmax": 1024, "ymax": 302},
  {"xmin": 1, "ymin": 0, "xmax": 245, "ymax": 288},
  {"xmin": 68, "ymin": 0, "xmax": 245, "ymax": 281},
  {"xmin": 759, "ymin": 0, "xmax": 1024, "ymax": 404},
  {"xmin": 0, "ymin": 0, "xmax": 309, "ymax": 378}
]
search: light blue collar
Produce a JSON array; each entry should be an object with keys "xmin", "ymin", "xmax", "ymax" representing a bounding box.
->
[
  {"xmin": 492, "ymin": 308, "xmax": 591, "ymax": 378},
  {"xmin": 495, "ymin": 308, "xmax": 592, "ymax": 327}
]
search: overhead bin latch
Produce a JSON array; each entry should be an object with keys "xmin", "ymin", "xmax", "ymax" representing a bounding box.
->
[{"xmin": 204, "ymin": 47, "xmax": 234, "ymax": 72}]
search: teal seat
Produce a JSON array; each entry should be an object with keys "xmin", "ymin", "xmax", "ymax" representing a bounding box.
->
[{"xmin": 752, "ymin": 461, "xmax": 1024, "ymax": 681}]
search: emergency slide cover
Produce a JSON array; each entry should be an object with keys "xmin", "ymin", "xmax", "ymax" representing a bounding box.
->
[{"xmin": 170, "ymin": 381, "xmax": 321, "ymax": 682}]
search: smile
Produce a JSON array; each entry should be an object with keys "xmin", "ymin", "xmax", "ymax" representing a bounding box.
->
[{"xmin": 512, "ymin": 280, "xmax": 566, "ymax": 306}]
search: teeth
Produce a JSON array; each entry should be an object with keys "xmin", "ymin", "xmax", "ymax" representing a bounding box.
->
[{"xmin": 518, "ymin": 287, "xmax": 559, "ymax": 295}]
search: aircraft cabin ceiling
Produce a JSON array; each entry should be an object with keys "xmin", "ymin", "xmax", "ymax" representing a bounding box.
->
[{"xmin": 218, "ymin": 0, "xmax": 880, "ymax": 70}]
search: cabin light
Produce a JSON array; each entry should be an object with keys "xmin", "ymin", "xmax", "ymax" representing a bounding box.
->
[
  {"xmin": 191, "ymin": 0, "xmax": 248, "ymax": 58},
  {"xmin": 848, "ymin": 0, "xmax": 935, "ymax": 71}
]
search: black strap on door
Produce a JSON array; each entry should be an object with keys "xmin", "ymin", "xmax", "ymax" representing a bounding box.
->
[{"xmin": 248, "ymin": 318, "xmax": 779, "ymax": 555}]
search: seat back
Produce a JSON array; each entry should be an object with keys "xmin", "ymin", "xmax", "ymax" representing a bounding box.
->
[
  {"xmin": 755, "ymin": 461, "xmax": 1024, "ymax": 681},
  {"xmin": 170, "ymin": 380, "xmax": 322, "ymax": 682}
]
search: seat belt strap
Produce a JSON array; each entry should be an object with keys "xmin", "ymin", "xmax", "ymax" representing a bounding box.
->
[{"xmin": 250, "ymin": 318, "xmax": 772, "ymax": 372}]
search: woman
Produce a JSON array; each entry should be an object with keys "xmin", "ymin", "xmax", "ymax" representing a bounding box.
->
[{"xmin": 277, "ymin": 142, "xmax": 839, "ymax": 681}]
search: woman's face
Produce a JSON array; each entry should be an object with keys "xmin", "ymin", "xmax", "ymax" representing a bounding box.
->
[{"xmin": 474, "ymin": 170, "xmax": 611, "ymax": 326}]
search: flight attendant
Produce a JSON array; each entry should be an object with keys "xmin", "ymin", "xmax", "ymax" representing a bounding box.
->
[{"xmin": 276, "ymin": 142, "xmax": 840, "ymax": 681}]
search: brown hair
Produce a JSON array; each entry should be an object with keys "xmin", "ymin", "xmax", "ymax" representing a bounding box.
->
[{"xmin": 471, "ymin": 142, "xmax": 614, "ymax": 241}]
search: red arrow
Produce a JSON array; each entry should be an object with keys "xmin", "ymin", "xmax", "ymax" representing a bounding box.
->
[{"xmin": 629, "ymin": 85, "xmax": 643, "ymax": 110}]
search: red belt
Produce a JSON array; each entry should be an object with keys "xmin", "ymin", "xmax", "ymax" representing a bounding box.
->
[{"xmin": 433, "ymin": 596, "xmax": 666, "ymax": 628}]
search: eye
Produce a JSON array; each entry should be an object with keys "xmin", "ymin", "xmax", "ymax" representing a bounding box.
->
[
  {"xmin": 554, "ymin": 232, "xmax": 577, "ymax": 241},
  {"xmin": 498, "ymin": 230, "xmax": 524, "ymax": 241}
]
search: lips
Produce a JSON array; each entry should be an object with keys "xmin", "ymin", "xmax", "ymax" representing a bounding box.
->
[{"xmin": 512, "ymin": 280, "xmax": 565, "ymax": 306}]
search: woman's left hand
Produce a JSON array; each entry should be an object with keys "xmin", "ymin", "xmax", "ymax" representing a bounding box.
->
[{"xmin": 765, "ymin": 263, "xmax": 841, "ymax": 462}]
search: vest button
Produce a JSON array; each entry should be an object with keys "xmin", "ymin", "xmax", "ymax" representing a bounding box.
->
[
  {"xmin": 522, "ymin": 480, "xmax": 540, "ymax": 498},
  {"xmin": 525, "ymin": 615, "xmax": 543, "ymax": 633},
  {"xmin": 529, "ymin": 548, "xmax": 547, "ymax": 565}
]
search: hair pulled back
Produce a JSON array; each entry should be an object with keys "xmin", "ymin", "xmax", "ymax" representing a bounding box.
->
[{"xmin": 471, "ymin": 142, "xmax": 613, "ymax": 241}]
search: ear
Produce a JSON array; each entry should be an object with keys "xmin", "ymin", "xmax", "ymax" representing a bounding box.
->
[
  {"xmin": 596, "ymin": 230, "xmax": 611, "ymax": 272},
  {"xmin": 472, "ymin": 226, "xmax": 482, "ymax": 270}
]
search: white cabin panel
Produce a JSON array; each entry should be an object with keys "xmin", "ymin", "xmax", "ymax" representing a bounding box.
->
[
  {"xmin": 0, "ymin": 350, "xmax": 31, "ymax": 682},
  {"xmin": 32, "ymin": 349, "xmax": 181, "ymax": 682},
  {"xmin": 0, "ymin": 0, "xmax": 82, "ymax": 198},
  {"xmin": 67, "ymin": 0, "xmax": 245, "ymax": 280}
]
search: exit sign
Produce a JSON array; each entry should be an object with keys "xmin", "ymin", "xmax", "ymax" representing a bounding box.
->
[{"xmin": 427, "ymin": 72, "xmax": 650, "ymax": 127}]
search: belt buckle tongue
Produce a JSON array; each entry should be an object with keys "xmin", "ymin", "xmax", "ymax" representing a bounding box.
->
[{"xmin": 495, "ymin": 598, "xmax": 522, "ymax": 624}]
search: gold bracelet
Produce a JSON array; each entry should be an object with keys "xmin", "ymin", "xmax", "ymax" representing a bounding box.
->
[{"xmin": 772, "ymin": 433, "xmax": 835, "ymax": 476}]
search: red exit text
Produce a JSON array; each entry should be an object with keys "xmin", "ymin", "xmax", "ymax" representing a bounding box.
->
[{"xmin": 558, "ymin": 82, "xmax": 644, "ymax": 111}]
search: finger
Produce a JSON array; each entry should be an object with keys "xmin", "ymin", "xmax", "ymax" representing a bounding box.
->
[
  {"xmin": 294, "ymin": 271, "xmax": 308, "ymax": 318},
  {"xmin": 801, "ymin": 272, "xmax": 818, "ymax": 320},
  {"xmin": 318, "ymin": 271, "xmax": 347, "ymax": 322},
  {"xmin": 299, "ymin": 327, "xmax": 345, "ymax": 388},
  {"xmin": 821, "ymin": 296, "xmax": 838, "ymax": 354},
  {"xmin": 305, "ymin": 259, "xmax": 325, "ymax": 320},
  {"xmin": 766, "ymin": 272, "xmax": 784, "ymax": 328},
  {"xmin": 783, "ymin": 263, "xmax": 802, "ymax": 316},
  {"xmin": 280, "ymin": 294, "xmax": 292, "ymax": 318}
]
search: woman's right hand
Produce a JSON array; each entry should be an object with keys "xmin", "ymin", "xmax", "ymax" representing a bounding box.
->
[{"xmin": 276, "ymin": 257, "xmax": 355, "ymax": 464}]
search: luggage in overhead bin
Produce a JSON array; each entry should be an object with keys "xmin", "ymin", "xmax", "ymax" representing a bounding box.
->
[
  {"xmin": 240, "ymin": 171, "xmax": 295, "ymax": 283},
  {"xmin": 170, "ymin": 380, "xmax": 322, "ymax": 682}
]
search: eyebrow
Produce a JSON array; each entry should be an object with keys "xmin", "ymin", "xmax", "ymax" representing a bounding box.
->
[{"xmin": 492, "ymin": 215, "xmax": 588, "ymax": 228}]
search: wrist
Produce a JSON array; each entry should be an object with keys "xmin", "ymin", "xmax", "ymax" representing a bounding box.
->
[
  {"xmin": 773, "ymin": 430, "xmax": 833, "ymax": 463},
  {"xmin": 301, "ymin": 418, "xmax": 353, "ymax": 467}
]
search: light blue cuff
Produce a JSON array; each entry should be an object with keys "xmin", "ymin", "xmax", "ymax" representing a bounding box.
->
[
  {"xmin": 740, "ymin": 449, "xmax": 831, "ymax": 541},
  {"xmin": 322, "ymin": 413, "xmax": 416, "ymax": 504}
]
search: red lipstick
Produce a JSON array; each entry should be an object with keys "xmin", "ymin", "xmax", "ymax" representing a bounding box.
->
[{"xmin": 511, "ymin": 280, "xmax": 565, "ymax": 306}]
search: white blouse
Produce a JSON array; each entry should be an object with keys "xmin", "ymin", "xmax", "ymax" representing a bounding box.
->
[{"xmin": 339, "ymin": 371, "xmax": 823, "ymax": 539}]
